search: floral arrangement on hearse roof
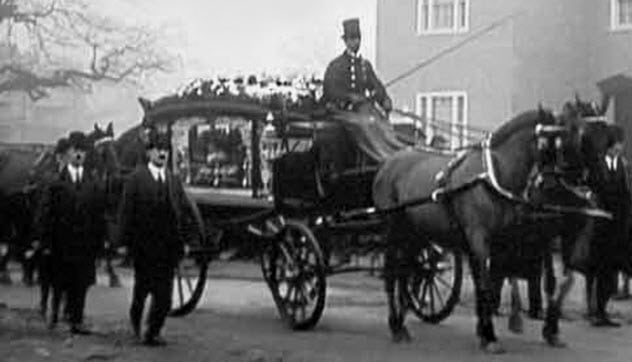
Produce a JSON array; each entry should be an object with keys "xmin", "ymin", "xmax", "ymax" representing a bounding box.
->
[{"xmin": 169, "ymin": 74, "xmax": 324, "ymax": 113}]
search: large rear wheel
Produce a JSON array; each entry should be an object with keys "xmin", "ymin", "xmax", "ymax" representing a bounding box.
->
[
  {"xmin": 261, "ymin": 219, "xmax": 327, "ymax": 330},
  {"xmin": 169, "ymin": 194, "xmax": 212, "ymax": 317},
  {"xmin": 406, "ymin": 243, "xmax": 463, "ymax": 324}
]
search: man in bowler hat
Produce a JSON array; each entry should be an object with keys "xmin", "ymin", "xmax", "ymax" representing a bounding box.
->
[
  {"xmin": 323, "ymin": 18, "xmax": 392, "ymax": 113},
  {"xmin": 118, "ymin": 130, "xmax": 188, "ymax": 346},
  {"xmin": 39, "ymin": 131, "xmax": 105, "ymax": 334}
]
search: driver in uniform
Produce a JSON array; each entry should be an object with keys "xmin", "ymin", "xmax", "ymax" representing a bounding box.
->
[
  {"xmin": 319, "ymin": 18, "xmax": 407, "ymax": 167},
  {"xmin": 323, "ymin": 18, "xmax": 392, "ymax": 113}
]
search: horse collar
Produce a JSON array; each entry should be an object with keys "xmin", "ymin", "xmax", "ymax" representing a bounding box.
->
[{"xmin": 480, "ymin": 136, "xmax": 525, "ymax": 202}]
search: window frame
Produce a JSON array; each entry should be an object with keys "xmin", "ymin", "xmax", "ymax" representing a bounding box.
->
[
  {"xmin": 415, "ymin": 91, "xmax": 468, "ymax": 151},
  {"xmin": 416, "ymin": 0, "xmax": 470, "ymax": 35},
  {"xmin": 611, "ymin": 0, "xmax": 632, "ymax": 31}
]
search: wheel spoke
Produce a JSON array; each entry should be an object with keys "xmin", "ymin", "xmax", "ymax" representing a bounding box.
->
[
  {"xmin": 420, "ymin": 279, "xmax": 429, "ymax": 308},
  {"xmin": 177, "ymin": 273, "xmax": 184, "ymax": 306},
  {"xmin": 436, "ymin": 274, "xmax": 452, "ymax": 290},
  {"xmin": 428, "ymin": 280, "xmax": 435, "ymax": 315},
  {"xmin": 432, "ymin": 280, "xmax": 445, "ymax": 310},
  {"xmin": 184, "ymin": 265, "xmax": 194, "ymax": 292}
]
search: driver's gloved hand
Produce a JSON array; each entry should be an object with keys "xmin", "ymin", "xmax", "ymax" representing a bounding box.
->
[
  {"xmin": 347, "ymin": 93, "xmax": 365, "ymax": 105},
  {"xmin": 382, "ymin": 98, "xmax": 393, "ymax": 114}
]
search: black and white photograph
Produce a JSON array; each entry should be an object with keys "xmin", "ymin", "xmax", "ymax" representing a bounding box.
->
[{"xmin": 2, "ymin": 0, "xmax": 632, "ymax": 361}]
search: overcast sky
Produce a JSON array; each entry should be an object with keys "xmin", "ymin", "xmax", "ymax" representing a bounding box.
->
[{"xmin": 105, "ymin": 0, "xmax": 377, "ymax": 95}]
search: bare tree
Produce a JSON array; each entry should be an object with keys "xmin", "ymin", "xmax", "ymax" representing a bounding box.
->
[{"xmin": 0, "ymin": 0, "xmax": 175, "ymax": 100}]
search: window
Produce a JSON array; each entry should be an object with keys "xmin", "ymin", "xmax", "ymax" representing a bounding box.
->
[
  {"xmin": 416, "ymin": 92, "xmax": 468, "ymax": 150},
  {"xmin": 611, "ymin": 0, "xmax": 632, "ymax": 30},
  {"xmin": 417, "ymin": 0, "xmax": 469, "ymax": 34}
]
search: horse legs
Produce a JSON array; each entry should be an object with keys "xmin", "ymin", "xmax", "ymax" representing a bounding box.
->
[
  {"xmin": 39, "ymin": 281, "xmax": 50, "ymax": 318},
  {"xmin": 384, "ymin": 220, "xmax": 411, "ymax": 343},
  {"xmin": 507, "ymin": 277, "xmax": 524, "ymax": 334},
  {"xmin": 48, "ymin": 285, "xmax": 62, "ymax": 329},
  {"xmin": 467, "ymin": 235, "xmax": 504, "ymax": 354},
  {"xmin": 542, "ymin": 252, "xmax": 570, "ymax": 347},
  {"xmin": 584, "ymin": 272, "xmax": 596, "ymax": 319},
  {"xmin": 0, "ymin": 253, "xmax": 11, "ymax": 285},
  {"xmin": 527, "ymin": 272, "xmax": 544, "ymax": 320},
  {"xmin": 489, "ymin": 261, "xmax": 504, "ymax": 316},
  {"xmin": 104, "ymin": 243, "xmax": 122, "ymax": 288}
]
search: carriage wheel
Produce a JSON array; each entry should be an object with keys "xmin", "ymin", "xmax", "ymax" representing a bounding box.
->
[
  {"xmin": 261, "ymin": 219, "xmax": 327, "ymax": 330},
  {"xmin": 406, "ymin": 243, "xmax": 463, "ymax": 324},
  {"xmin": 169, "ymin": 194, "xmax": 211, "ymax": 317}
]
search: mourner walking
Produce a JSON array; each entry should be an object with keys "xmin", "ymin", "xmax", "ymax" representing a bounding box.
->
[
  {"xmin": 39, "ymin": 131, "xmax": 106, "ymax": 334},
  {"xmin": 35, "ymin": 136, "xmax": 71, "ymax": 318},
  {"xmin": 118, "ymin": 130, "xmax": 188, "ymax": 346},
  {"xmin": 587, "ymin": 125, "xmax": 631, "ymax": 327}
]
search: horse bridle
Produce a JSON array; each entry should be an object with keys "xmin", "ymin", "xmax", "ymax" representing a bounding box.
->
[{"xmin": 477, "ymin": 125, "xmax": 611, "ymax": 219}]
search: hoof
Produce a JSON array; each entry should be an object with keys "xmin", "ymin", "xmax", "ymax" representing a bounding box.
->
[
  {"xmin": 0, "ymin": 272, "xmax": 12, "ymax": 285},
  {"xmin": 391, "ymin": 328, "xmax": 412, "ymax": 343},
  {"xmin": 528, "ymin": 310, "xmax": 545, "ymax": 320},
  {"xmin": 481, "ymin": 341, "xmax": 505, "ymax": 354},
  {"xmin": 508, "ymin": 313, "xmax": 524, "ymax": 334},
  {"xmin": 544, "ymin": 334, "xmax": 567, "ymax": 348}
]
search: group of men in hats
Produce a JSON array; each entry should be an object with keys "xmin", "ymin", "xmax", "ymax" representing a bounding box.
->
[{"xmin": 35, "ymin": 127, "xmax": 189, "ymax": 346}]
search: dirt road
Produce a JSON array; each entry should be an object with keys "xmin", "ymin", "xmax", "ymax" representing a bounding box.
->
[{"xmin": 2, "ymin": 262, "xmax": 632, "ymax": 362}]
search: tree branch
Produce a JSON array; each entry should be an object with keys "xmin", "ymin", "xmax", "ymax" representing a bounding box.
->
[{"xmin": 0, "ymin": 0, "xmax": 176, "ymax": 100}]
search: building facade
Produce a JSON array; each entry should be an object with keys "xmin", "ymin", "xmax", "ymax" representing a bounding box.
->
[{"xmin": 376, "ymin": 0, "xmax": 632, "ymax": 151}]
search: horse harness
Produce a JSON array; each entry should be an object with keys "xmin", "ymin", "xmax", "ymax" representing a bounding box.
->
[{"xmin": 432, "ymin": 124, "xmax": 612, "ymax": 220}]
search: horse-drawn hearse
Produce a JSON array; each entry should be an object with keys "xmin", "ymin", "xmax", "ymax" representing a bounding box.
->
[
  {"xmin": 124, "ymin": 77, "xmax": 618, "ymax": 352},
  {"xmin": 0, "ymin": 73, "xmax": 619, "ymax": 352},
  {"xmin": 130, "ymin": 78, "xmax": 472, "ymax": 328}
]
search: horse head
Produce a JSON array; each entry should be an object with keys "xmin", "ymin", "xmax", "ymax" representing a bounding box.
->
[{"xmin": 557, "ymin": 97, "xmax": 612, "ymax": 185}]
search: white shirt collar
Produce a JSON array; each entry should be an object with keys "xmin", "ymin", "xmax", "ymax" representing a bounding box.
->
[
  {"xmin": 67, "ymin": 164, "xmax": 83, "ymax": 182},
  {"xmin": 606, "ymin": 155, "xmax": 618, "ymax": 170},
  {"xmin": 345, "ymin": 49, "xmax": 361, "ymax": 60},
  {"xmin": 148, "ymin": 162, "xmax": 166, "ymax": 182}
]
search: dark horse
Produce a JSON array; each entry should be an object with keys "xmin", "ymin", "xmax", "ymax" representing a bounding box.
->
[
  {"xmin": 372, "ymin": 106, "xmax": 610, "ymax": 353},
  {"xmin": 0, "ymin": 145, "xmax": 57, "ymax": 284},
  {"xmin": 0, "ymin": 123, "xmax": 116, "ymax": 286},
  {"xmin": 493, "ymin": 98, "xmax": 617, "ymax": 337}
]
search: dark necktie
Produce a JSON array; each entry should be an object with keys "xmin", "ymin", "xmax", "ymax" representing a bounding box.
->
[{"xmin": 157, "ymin": 172, "xmax": 166, "ymax": 198}]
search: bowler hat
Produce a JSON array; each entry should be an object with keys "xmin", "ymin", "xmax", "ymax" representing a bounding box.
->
[
  {"xmin": 146, "ymin": 131, "xmax": 171, "ymax": 150},
  {"xmin": 55, "ymin": 137, "xmax": 70, "ymax": 155},
  {"xmin": 342, "ymin": 18, "xmax": 361, "ymax": 39},
  {"xmin": 608, "ymin": 124, "xmax": 625, "ymax": 145},
  {"xmin": 67, "ymin": 131, "xmax": 90, "ymax": 151}
]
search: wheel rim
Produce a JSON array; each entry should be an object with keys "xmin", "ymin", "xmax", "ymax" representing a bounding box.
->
[
  {"xmin": 169, "ymin": 196, "xmax": 210, "ymax": 317},
  {"xmin": 261, "ymin": 220, "xmax": 326, "ymax": 329},
  {"xmin": 278, "ymin": 227, "xmax": 322, "ymax": 324},
  {"xmin": 170, "ymin": 246, "xmax": 209, "ymax": 316},
  {"xmin": 407, "ymin": 244, "xmax": 461, "ymax": 321}
]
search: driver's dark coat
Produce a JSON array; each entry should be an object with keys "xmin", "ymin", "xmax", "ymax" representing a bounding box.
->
[
  {"xmin": 38, "ymin": 168, "xmax": 106, "ymax": 286},
  {"xmin": 323, "ymin": 52, "xmax": 391, "ymax": 110},
  {"xmin": 117, "ymin": 164, "xmax": 186, "ymax": 276}
]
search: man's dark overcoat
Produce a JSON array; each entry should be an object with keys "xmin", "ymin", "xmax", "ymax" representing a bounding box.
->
[
  {"xmin": 118, "ymin": 164, "xmax": 186, "ymax": 279},
  {"xmin": 39, "ymin": 168, "xmax": 105, "ymax": 288}
]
